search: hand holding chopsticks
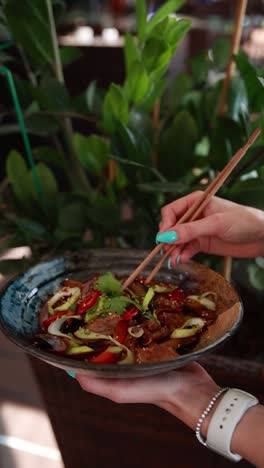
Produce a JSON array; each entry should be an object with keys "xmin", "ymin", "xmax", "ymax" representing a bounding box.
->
[{"xmin": 121, "ymin": 128, "xmax": 261, "ymax": 291}]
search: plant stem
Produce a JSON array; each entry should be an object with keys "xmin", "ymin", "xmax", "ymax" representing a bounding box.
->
[
  {"xmin": 219, "ymin": 0, "xmax": 248, "ymax": 281},
  {"xmin": 0, "ymin": 110, "xmax": 96, "ymax": 124},
  {"xmin": 46, "ymin": 0, "xmax": 64, "ymax": 84},
  {"xmin": 45, "ymin": 0, "xmax": 91, "ymax": 191},
  {"xmin": 36, "ymin": 110, "xmax": 97, "ymax": 124},
  {"xmin": 219, "ymin": 0, "xmax": 248, "ymax": 115}
]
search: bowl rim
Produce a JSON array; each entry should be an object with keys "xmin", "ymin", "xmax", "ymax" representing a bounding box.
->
[{"xmin": 0, "ymin": 253, "xmax": 244, "ymax": 373}]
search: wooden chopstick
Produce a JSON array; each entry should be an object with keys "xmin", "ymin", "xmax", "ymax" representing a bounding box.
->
[
  {"xmin": 145, "ymin": 127, "xmax": 260, "ymax": 283},
  {"xmin": 122, "ymin": 128, "xmax": 260, "ymax": 291}
]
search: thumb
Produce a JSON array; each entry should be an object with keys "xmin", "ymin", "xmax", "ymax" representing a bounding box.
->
[{"xmin": 159, "ymin": 214, "xmax": 224, "ymax": 245}]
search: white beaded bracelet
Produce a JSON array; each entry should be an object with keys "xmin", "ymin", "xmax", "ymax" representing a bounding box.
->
[{"xmin": 195, "ymin": 387, "xmax": 229, "ymax": 446}]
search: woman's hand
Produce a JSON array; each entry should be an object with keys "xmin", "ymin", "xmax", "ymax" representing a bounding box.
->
[
  {"xmin": 156, "ymin": 192, "xmax": 264, "ymax": 266},
  {"xmin": 76, "ymin": 363, "xmax": 220, "ymax": 435},
  {"xmin": 75, "ymin": 364, "xmax": 264, "ymax": 467}
]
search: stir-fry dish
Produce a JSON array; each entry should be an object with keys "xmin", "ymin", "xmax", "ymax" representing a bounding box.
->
[{"xmin": 33, "ymin": 273, "xmax": 218, "ymax": 364}]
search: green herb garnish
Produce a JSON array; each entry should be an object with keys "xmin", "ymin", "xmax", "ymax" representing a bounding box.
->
[{"xmin": 96, "ymin": 272, "xmax": 122, "ymax": 296}]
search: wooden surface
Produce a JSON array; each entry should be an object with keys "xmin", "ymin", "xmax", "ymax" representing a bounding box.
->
[{"xmin": 30, "ymin": 353, "xmax": 264, "ymax": 468}]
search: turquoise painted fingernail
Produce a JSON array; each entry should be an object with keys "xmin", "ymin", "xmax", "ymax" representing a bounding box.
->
[
  {"xmin": 156, "ymin": 230, "xmax": 178, "ymax": 243},
  {"xmin": 176, "ymin": 255, "xmax": 181, "ymax": 264},
  {"xmin": 167, "ymin": 257, "xmax": 171, "ymax": 270},
  {"xmin": 159, "ymin": 248, "xmax": 164, "ymax": 256},
  {"xmin": 66, "ymin": 370, "xmax": 76, "ymax": 378}
]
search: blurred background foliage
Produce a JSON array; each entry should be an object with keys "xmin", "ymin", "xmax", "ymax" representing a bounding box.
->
[{"xmin": 0, "ymin": 0, "xmax": 263, "ymax": 289}]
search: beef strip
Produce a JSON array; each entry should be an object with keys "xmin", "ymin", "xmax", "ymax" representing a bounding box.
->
[
  {"xmin": 124, "ymin": 334, "xmax": 137, "ymax": 355},
  {"xmin": 154, "ymin": 295, "xmax": 183, "ymax": 311},
  {"xmin": 184, "ymin": 298, "xmax": 216, "ymax": 323},
  {"xmin": 136, "ymin": 339, "xmax": 180, "ymax": 363},
  {"xmin": 129, "ymin": 280, "xmax": 147, "ymax": 298},
  {"xmin": 158, "ymin": 311, "xmax": 186, "ymax": 332},
  {"xmin": 63, "ymin": 279, "xmax": 83, "ymax": 288},
  {"xmin": 86, "ymin": 314, "xmax": 120, "ymax": 335}
]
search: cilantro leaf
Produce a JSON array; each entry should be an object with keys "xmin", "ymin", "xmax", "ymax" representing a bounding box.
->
[
  {"xmin": 103, "ymin": 296, "xmax": 132, "ymax": 315},
  {"xmin": 96, "ymin": 272, "xmax": 122, "ymax": 296}
]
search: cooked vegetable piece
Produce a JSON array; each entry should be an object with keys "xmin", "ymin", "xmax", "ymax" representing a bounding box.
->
[
  {"xmin": 47, "ymin": 315, "xmax": 82, "ymax": 338},
  {"xmin": 170, "ymin": 318, "xmax": 205, "ymax": 338},
  {"xmin": 66, "ymin": 345, "xmax": 93, "ymax": 355},
  {"xmin": 114, "ymin": 320, "xmax": 128, "ymax": 344},
  {"xmin": 36, "ymin": 273, "xmax": 217, "ymax": 365},
  {"xmin": 48, "ymin": 287, "xmax": 80, "ymax": 315},
  {"xmin": 88, "ymin": 346, "xmax": 122, "ymax": 364},
  {"xmin": 77, "ymin": 290, "xmax": 100, "ymax": 315}
]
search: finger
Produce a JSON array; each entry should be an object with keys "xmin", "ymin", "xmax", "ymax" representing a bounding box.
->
[
  {"xmin": 76, "ymin": 374, "xmax": 171, "ymax": 404},
  {"xmin": 169, "ymin": 247, "xmax": 182, "ymax": 267},
  {"xmin": 159, "ymin": 191, "xmax": 203, "ymax": 232},
  {"xmin": 179, "ymin": 239, "xmax": 206, "ymax": 263},
  {"xmin": 161, "ymin": 213, "xmax": 224, "ymax": 246}
]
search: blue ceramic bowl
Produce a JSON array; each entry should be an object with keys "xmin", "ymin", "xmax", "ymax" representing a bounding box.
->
[{"xmin": 0, "ymin": 250, "xmax": 243, "ymax": 378}]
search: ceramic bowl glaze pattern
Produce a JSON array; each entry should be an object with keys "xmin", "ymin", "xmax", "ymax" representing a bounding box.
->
[{"xmin": 0, "ymin": 250, "xmax": 243, "ymax": 378}]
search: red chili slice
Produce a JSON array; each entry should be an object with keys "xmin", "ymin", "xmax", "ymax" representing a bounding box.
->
[
  {"xmin": 167, "ymin": 288, "xmax": 185, "ymax": 303},
  {"xmin": 88, "ymin": 350, "xmax": 120, "ymax": 364},
  {"xmin": 42, "ymin": 310, "xmax": 73, "ymax": 330},
  {"xmin": 77, "ymin": 290, "xmax": 100, "ymax": 315},
  {"xmin": 123, "ymin": 306, "xmax": 139, "ymax": 321},
  {"xmin": 114, "ymin": 320, "xmax": 128, "ymax": 344}
]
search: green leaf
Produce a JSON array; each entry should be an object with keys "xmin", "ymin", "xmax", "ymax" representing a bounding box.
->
[
  {"xmin": 164, "ymin": 73, "xmax": 192, "ymax": 111},
  {"xmin": 25, "ymin": 114, "xmax": 60, "ymax": 136},
  {"xmin": 227, "ymin": 76, "xmax": 248, "ymax": 123},
  {"xmin": 58, "ymin": 201, "xmax": 88, "ymax": 233},
  {"xmin": 209, "ymin": 117, "xmax": 244, "ymax": 170},
  {"xmin": 15, "ymin": 217, "xmax": 49, "ymax": 241},
  {"xmin": 202, "ymin": 81, "xmax": 222, "ymax": 125},
  {"xmin": 139, "ymin": 79, "xmax": 166, "ymax": 112},
  {"xmin": 32, "ymin": 78, "xmax": 70, "ymax": 112},
  {"xmin": 228, "ymin": 179, "xmax": 264, "ymax": 210},
  {"xmin": 190, "ymin": 51, "xmax": 210, "ymax": 84},
  {"xmin": 112, "ymin": 124, "xmax": 152, "ymax": 168},
  {"xmin": 85, "ymin": 80, "xmax": 103, "ymax": 115},
  {"xmin": 142, "ymin": 37, "xmax": 171, "ymax": 74},
  {"xmin": 151, "ymin": 17, "xmax": 191, "ymax": 53},
  {"xmin": 234, "ymin": 52, "xmax": 264, "ymax": 112},
  {"xmin": 85, "ymin": 197, "xmax": 120, "ymax": 231},
  {"xmin": 60, "ymin": 46, "xmax": 81, "ymax": 66},
  {"xmin": 13, "ymin": 76, "xmax": 36, "ymax": 109},
  {"xmin": 73, "ymin": 133, "xmax": 109, "ymax": 176},
  {"xmin": 124, "ymin": 60, "xmax": 149, "ymax": 104},
  {"xmin": 248, "ymin": 263, "xmax": 264, "ymax": 291},
  {"xmin": 210, "ymin": 38, "xmax": 231, "ymax": 71},
  {"xmin": 136, "ymin": 0, "xmax": 147, "ymax": 43},
  {"xmin": 6, "ymin": 150, "xmax": 33, "ymax": 208},
  {"xmin": 4, "ymin": 0, "xmax": 53, "ymax": 66},
  {"xmin": 113, "ymin": 164, "xmax": 128, "ymax": 191},
  {"xmin": 159, "ymin": 110, "xmax": 199, "ymax": 180},
  {"xmin": 124, "ymin": 33, "xmax": 139, "ymax": 74},
  {"xmin": 33, "ymin": 163, "xmax": 59, "ymax": 219},
  {"xmin": 103, "ymin": 84, "xmax": 129, "ymax": 133},
  {"xmin": 146, "ymin": 0, "xmax": 185, "ymax": 36},
  {"xmin": 96, "ymin": 272, "xmax": 122, "ymax": 296},
  {"xmin": 165, "ymin": 18, "xmax": 191, "ymax": 53},
  {"xmin": 33, "ymin": 146, "xmax": 66, "ymax": 169}
]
